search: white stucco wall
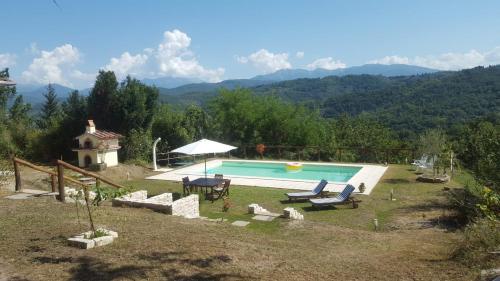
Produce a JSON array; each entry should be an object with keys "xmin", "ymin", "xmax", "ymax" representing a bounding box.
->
[
  {"xmin": 101, "ymin": 151, "xmax": 119, "ymax": 167},
  {"xmin": 77, "ymin": 150, "xmax": 118, "ymax": 167},
  {"xmin": 77, "ymin": 151, "xmax": 98, "ymax": 167},
  {"xmin": 78, "ymin": 135, "xmax": 99, "ymax": 148}
]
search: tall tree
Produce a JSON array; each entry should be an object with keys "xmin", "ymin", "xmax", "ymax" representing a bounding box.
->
[
  {"xmin": 115, "ymin": 76, "xmax": 159, "ymax": 134},
  {"xmin": 87, "ymin": 70, "xmax": 118, "ymax": 130},
  {"xmin": 37, "ymin": 84, "xmax": 61, "ymax": 129}
]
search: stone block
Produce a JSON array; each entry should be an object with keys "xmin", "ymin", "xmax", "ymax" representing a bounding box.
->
[
  {"xmin": 481, "ymin": 268, "xmax": 500, "ymax": 281},
  {"xmin": 252, "ymin": 215, "xmax": 276, "ymax": 221},
  {"xmin": 232, "ymin": 220, "xmax": 250, "ymax": 227},
  {"xmin": 283, "ymin": 207, "xmax": 304, "ymax": 220},
  {"xmin": 93, "ymin": 236, "xmax": 114, "ymax": 247},
  {"xmin": 68, "ymin": 237, "xmax": 96, "ymax": 249},
  {"xmin": 68, "ymin": 229, "xmax": 117, "ymax": 249}
]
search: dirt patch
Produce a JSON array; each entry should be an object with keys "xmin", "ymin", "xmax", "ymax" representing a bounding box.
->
[{"xmin": 94, "ymin": 163, "xmax": 156, "ymax": 182}]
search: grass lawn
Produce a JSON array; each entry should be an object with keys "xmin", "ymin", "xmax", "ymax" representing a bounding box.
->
[
  {"xmin": 126, "ymin": 164, "xmax": 460, "ymax": 232},
  {"xmin": 0, "ymin": 164, "xmax": 482, "ymax": 280}
]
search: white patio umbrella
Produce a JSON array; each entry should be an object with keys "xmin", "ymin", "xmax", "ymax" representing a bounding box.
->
[
  {"xmin": 0, "ymin": 79, "xmax": 16, "ymax": 86},
  {"xmin": 171, "ymin": 139, "xmax": 237, "ymax": 178}
]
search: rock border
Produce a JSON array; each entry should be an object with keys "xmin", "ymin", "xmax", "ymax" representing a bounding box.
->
[{"xmin": 68, "ymin": 228, "xmax": 118, "ymax": 249}]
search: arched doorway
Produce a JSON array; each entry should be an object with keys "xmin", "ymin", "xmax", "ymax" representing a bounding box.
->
[{"xmin": 84, "ymin": 155, "xmax": 92, "ymax": 167}]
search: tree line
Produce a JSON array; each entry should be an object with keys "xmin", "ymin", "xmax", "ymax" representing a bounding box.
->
[{"xmin": 0, "ymin": 68, "xmax": 498, "ymax": 190}]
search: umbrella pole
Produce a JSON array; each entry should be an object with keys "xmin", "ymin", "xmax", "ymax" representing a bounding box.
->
[{"xmin": 205, "ymin": 154, "xmax": 207, "ymax": 179}]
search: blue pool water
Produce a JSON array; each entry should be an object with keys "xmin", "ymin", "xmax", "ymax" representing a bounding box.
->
[{"xmin": 204, "ymin": 161, "xmax": 362, "ymax": 182}]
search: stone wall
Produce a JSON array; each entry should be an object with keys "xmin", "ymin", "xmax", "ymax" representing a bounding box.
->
[
  {"xmin": 171, "ymin": 194, "xmax": 199, "ymax": 218},
  {"xmin": 248, "ymin": 203, "xmax": 271, "ymax": 215},
  {"xmin": 283, "ymin": 207, "xmax": 304, "ymax": 220},
  {"xmin": 112, "ymin": 190, "xmax": 198, "ymax": 218},
  {"xmin": 112, "ymin": 190, "xmax": 147, "ymax": 207}
]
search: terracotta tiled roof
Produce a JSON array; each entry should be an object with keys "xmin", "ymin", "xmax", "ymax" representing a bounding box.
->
[{"xmin": 89, "ymin": 130, "xmax": 123, "ymax": 140}]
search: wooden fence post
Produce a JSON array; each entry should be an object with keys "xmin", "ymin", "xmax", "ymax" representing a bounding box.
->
[
  {"xmin": 13, "ymin": 158, "xmax": 21, "ymax": 191},
  {"xmin": 57, "ymin": 163, "xmax": 65, "ymax": 202},
  {"xmin": 50, "ymin": 175, "xmax": 57, "ymax": 192}
]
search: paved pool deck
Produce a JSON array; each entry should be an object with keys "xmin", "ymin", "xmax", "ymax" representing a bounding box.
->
[{"xmin": 146, "ymin": 159, "xmax": 388, "ymax": 195}]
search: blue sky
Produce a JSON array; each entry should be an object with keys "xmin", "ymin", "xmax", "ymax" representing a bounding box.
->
[{"xmin": 2, "ymin": 0, "xmax": 500, "ymax": 88}]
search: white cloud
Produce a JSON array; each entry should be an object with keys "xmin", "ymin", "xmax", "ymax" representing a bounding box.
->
[
  {"xmin": 70, "ymin": 70, "xmax": 96, "ymax": 82},
  {"xmin": 21, "ymin": 44, "xmax": 90, "ymax": 87},
  {"xmin": 369, "ymin": 47, "xmax": 500, "ymax": 70},
  {"xmin": 102, "ymin": 29, "xmax": 224, "ymax": 83},
  {"xmin": 0, "ymin": 53, "xmax": 17, "ymax": 69},
  {"xmin": 368, "ymin": 55, "xmax": 410, "ymax": 65},
  {"xmin": 237, "ymin": 49, "xmax": 292, "ymax": 73},
  {"xmin": 105, "ymin": 52, "xmax": 148, "ymax": 79},
  {"xmin": 306, "ymin": 57, "xmax": 346, "ymax": 70},
  {"xmin": 296, "ymin": 51, "xmax": 305, "ymax": 59},
  {"xmin": 155, "ymin": 29, "xmax": 224, "ymax": 82}
]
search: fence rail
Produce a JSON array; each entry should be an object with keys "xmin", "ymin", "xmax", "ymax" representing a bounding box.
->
[
  {"xmin": 12, "ymin": 157, "xmax": 125, "ymax": 203},
  {"xmin": 153, "ymin": 145, "xmax": 416, "ymax": 167}
]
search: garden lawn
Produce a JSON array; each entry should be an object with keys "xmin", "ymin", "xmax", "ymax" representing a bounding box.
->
[
  {"xmin": 127, "ymin": 165, "xmax": 461, "ymax": 232},
  {"xmin": 0, "ymin": 165, "xmax": 481, "ymax": 280}
]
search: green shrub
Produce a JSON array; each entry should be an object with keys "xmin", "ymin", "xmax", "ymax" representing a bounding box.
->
[{"xmin": 453, "ymin": 219, "xmax": 500, "ymax": 267}]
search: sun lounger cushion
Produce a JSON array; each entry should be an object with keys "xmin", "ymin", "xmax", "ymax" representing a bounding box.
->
[
  {"xmin": 286, "ymin": 180, "xmax": 328, "ymax": 199},
  {"xmin": 309, "ymin": 184, "xmax": 355, "ymax": 206}
]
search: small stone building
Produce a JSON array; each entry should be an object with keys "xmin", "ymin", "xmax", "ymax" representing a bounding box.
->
[{"xmin": 73, "ymin": 120, "xmax": 123, "ymax": 168}]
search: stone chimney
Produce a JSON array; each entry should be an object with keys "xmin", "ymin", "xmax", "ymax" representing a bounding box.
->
[{"xmin": 86, "ymin": 120, "xmax": 96, "ymax": 133}]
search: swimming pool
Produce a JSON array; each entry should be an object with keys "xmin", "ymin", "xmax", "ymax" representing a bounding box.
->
[{"xmin": 205, "ymin": 161, "xmax": 362, "ymax": 183}]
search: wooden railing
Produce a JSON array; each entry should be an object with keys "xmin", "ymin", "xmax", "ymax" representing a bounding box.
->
[
  {"xmin": 12, "ymin": 157, "xmax": 125, "ymax": 203},
  {"xmin": 55, "ymin": 160, "xmax": 126, "ymax": 203},
  {"xmin": 13, "ymin": 157, "xmax": 86, "ymax": 193}
]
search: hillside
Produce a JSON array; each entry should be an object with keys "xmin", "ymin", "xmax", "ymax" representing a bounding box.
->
[
  {"xmin": 16, "ymin": 83, "xmax": 77, "ymax": 104},
  {"xmin": 158, "ymin": 64, "xmax": 438, "ymax": 101},
  {"xmin": 251, "ymin": 64, "xmax": 438, "ymax": 81},
  {"xmin": 160, "ymin": 65, "xmax": 500, "ymax": 136},
  {"xmin": 255, "ymin": 66, "xmax": 500, "ymax": 135}
]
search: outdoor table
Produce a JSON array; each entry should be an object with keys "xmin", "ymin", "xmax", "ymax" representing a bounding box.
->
[{"xmin": 187, "ymin": 177, "xmax": 224, "ymax": 198}]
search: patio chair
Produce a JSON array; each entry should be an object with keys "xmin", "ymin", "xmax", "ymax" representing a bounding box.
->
[
  {"xmin": 214, "ymin": 174, "xmax": 224, "ymax": 188},
  {"xmin": 411, "ymin": 155, "xmax": 428, "ymax": 167},
  {"xmin": 285, "ymin": 179, "xmax": 328, "ymax": 202},
  {"xmin": 208, "ymin": 179, "xmax": 230, "ymax": 202},
  {"xmin": 309, "ymin": 184, "xmax": 357, "ymax": 208},
  {"xmin": 182, "ymin": 176, "xmax": 190, "ymax": 195}
]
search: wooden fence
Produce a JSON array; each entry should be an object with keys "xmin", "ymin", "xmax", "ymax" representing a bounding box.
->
[{"xmin": 12, "ymin": 157, "xmax": 124, "ymax": 203}]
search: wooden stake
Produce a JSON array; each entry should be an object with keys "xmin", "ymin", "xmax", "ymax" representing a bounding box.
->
[
  {"xmin": 57, "ymin": 164, "xmax": 65, "ymax": 202},
  {"xmin": 50, "ymin": 175, "xmax": 57, "ymax": 192},
  {"xmin": 13, "ymin": 158, "xmax": 21, "ymax": 191}
]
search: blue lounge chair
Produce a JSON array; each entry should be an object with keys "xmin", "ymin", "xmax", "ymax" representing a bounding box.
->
[
  {"xmin": 286, "ymin": 180, "xmax": 328, "ymax": 201},
  {"xmin": 309, "ymin": 184, "xmax": 357, "ymax": 208}
]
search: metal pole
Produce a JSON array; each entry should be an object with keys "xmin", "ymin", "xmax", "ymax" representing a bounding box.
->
[
  {"xmin": 152, "ymin": 137, "xmax": 161, "ymax": 171},
  {"xmin": 204, "ymin": 154, "xmax": 207, "ymax": 179}
]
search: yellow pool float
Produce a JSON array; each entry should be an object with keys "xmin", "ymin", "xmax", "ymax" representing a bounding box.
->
[{"xmin": 286, "ymin": 162, "xmax": 303, "ymax": 172}]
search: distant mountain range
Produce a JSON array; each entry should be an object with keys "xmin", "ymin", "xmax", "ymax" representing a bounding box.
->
[
  {"xmin": 251, "ymin": 64, "xmax": 438, "ymax": 81},
  {"xmin": 142, "ymin": 76, "xmax": 203, "ymax": 88},
  {"xmin": 16, "ymin": 83, "xmax": 76, "ymax": 104},
  {"xmin": 14, "ymin": 64, "xmax": 439, "ymax": 106},
  {"xmin": 157, "ymin": 64, "xmax": 440, "ymax": 106}
]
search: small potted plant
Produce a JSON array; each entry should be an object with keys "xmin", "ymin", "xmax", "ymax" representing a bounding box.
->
[
  {"xmin": 221, "ymin": 196, "xmax": 231, "ymax": 222},
  {"xmin": 256, "ymin": 144, "xmax": 266, "ymax": 159},
  {"xmin": 358, "ymin": 183, "xmax": 366, "ymax": 193}
]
